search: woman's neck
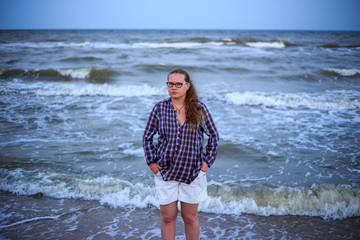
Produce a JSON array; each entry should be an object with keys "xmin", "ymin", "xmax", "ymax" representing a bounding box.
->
[{"xmin": 171, "ymin": 96, "xmax": 186, "ymax": 106}]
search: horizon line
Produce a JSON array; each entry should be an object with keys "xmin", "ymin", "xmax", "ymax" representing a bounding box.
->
[{"xmin": 1, "ymin": 28, "xmax": 360, "ymax": 32}]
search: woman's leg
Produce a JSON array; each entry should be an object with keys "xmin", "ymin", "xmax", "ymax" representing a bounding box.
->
[
  {"xmin": 180, "ymin": 202, "xmax": 200, "ymax": 240},
  {"xmin": 160, "ymin": 201, "xmax": 178, "ymax": 240}
]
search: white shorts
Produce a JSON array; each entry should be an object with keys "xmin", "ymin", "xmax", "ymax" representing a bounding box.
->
[{"xmin": 154, "ymin": 171, "xmax": 207, "ymax": 205}]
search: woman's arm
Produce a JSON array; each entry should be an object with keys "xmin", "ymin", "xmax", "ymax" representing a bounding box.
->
[
  {"xmin": 143, "ymin": 105, "xmax": 159, "ymax": 165},
  {"xmin": 201, "ymin": 103, "xmax": 219, "ymax": 168}
]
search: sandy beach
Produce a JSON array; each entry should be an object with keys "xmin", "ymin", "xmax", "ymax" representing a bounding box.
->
[{"xmin": 1, "ymin": 191, "xmax": 359, "ymax": 239}]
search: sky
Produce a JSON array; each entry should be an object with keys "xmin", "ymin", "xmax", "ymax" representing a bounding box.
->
[{"xmin": 0, "ymin": 0, "xmax": 359, "ymax": 31}]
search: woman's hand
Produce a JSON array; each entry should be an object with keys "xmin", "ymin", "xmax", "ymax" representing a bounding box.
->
[
  {"xmin": 149, "ymin": 163, "xmax": 162, "ymax": 174},
  {"xmin": 198, "ymin": 161, "xmax": 208, "ymax": 172}
]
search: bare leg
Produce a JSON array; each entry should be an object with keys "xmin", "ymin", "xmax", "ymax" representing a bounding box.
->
[
  {"xmin": 180, "ymin": 202, "xmax": 200, "ymax": 240},
  {"xmin": 160, "ymin": 201, "xmax": 178, "ymax": 240}
]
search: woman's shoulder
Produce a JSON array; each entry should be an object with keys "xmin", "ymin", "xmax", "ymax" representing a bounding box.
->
[
  {"xmin": 152, "ymin": 98, "xmax": 171, "ymax": 110},
  {"xmin": 197, "ymin": 100, "xmax": 209, "ymax": 112},
  {"xmin": 156, "ymin": 97, "xmax": 171, "ymax": 106},
  {"xmin": 197, "ymin": 100, "xmax": 205, "ymax": 106}
]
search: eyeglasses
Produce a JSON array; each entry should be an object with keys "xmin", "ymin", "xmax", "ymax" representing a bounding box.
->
[{"xmin": 166, "ymin": 82, "xmax": 189, "ymax": 88}]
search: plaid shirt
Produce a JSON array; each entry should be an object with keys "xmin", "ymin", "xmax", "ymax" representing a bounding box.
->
[{"xmin": 143, "ymin": 98, "xmax": 219, "ymax": 184}]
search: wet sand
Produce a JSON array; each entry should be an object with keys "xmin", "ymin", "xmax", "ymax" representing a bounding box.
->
[{"xmin": 1, "ymin": 191, "xmax": 359, "ymax": 239}]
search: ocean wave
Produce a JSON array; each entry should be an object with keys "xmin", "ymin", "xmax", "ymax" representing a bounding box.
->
[
  {"xmin": 133, "ymin": 64, "xmax": 250, "ymax": 73},
  {"xmin": 1, "ymin": 168, "xmax": 358, "ymax": 220},
  {"xmin": 0, "ymin": 39, "xmax": 250, "ymax": 50},
  {"xmin": 134, "ymin": 64, "xmax": 199, "ymax": 72},
  {"xmin": 42, "ymin": 38, "xmax": 64, "ymax": 42},
  {"xmin": 244, "ymin": 38, "xmax": 294, "ymax": 48},
  {"xmin": 60, "ymin": 56, "xmax": 103, "ymax": 62},
  {"xmin": 320, "ymin": 43, "xmax": 360, "ymax": 48},
  {"xmin": 218, "ymin": 38, "xmax": 244, "ymax": 45},
  {"xmin": 320, "ymin": 43, "xmax": 342, "ymax": 48},
  {"xmin": 245, "ymin": 41, "xmax": 287, "ymax": 49},
  {"xmin": 0, "ymin": 41, "xmax": 128, "ymax": 50},
  {"xmin": 324, "ymin": 68, "xmax": 360, "ymax": 77},
  {"xmin": 0, "ymin": 41, "xmax": 223, "ymax": 50},
  {"xmin": 36, "ymin": 84, "xmax": 164, "ymax": 97},
  {"xmin": 0, "ymin": 67, "xmax": 117, "ymax": 82},
  {"xmin": 133, "ymin": 42, "xmax": 202, "ymax": 48},
  {"xmin": 0, "ymin": 168, "xmax": 158, "ymax": 209},
  {"xmin": 223, "ymin": 90, "xmax": 360, "ymax": 110},
  {"xmin": 0, "ymin": 38, "xmax": 298, "ymax": 50},
  {"xmin": 189, "ymin": 37, "xmax": 244, "ymax": 45},
  {"xmin": 189, "ymin": 37, "xmax": 212, "ymax": 43},
  {"xmin": 0, "ymin": 81, "xmax": 165, "ymax": 97},
  {"xmin": 0, "ymin": 41, "xmax": 85, "ymax": 49},
  {"xmin": 202, "ymin": 183, "xmax": 360, "ymax": 220}
]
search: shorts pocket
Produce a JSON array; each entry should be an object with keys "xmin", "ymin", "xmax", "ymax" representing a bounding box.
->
[
  {"xmin": 199, "ymin": 170, "xmax": 206, "ymax": 176},
  {"xmin": 198, "ymin": 171, "xmax": 207, "ymax": 189}
]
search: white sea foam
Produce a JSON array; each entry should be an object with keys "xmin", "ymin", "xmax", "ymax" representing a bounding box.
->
[
  {"xmin": 1, "ymin": 168, "xmax": 359, "ymax": 220},
  {"xmin": 0, "ymin": 41, "xmax": 221, "ymax": 50},
  {"xmin": 224, "ymin": 90, "xmax": 360, "ymax": 110},
  {"xmin": 0, "ymin": 214, "xmax": 66, "ymax": 229},
  {"xmin": 2, "ymin": 81, "xmax": 166, "ymax": 97},
  {"xmin": 200, "ymin": 184, "xmax": 360, "ymax": 220},
  {"xmin": 246, "ymin": 41, "xmax": 286, "ymax": 48},
  {"xmin": 57, "ymin": 68, "xmax": 91, "ymax": 79},
  {"xmin": 118, "ymin": 143, "xmax": 144, "ymax": 157},
  {"xmin": 36, "ymin": 84, "xmax": 165, "ymax": 97},
  {"xmin": 0, "ymin": 168, "xmax": 158, "ymax": 209},
  {"xmin": 324, "ymin": 68, "xmax": 360, "ymax": 77},
  {"xmin": 133, "ymin": 42, "xmax": 201, "ymax": 48}
]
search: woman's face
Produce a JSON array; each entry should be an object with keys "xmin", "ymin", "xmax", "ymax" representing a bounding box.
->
[{"xmin": 167, "ymin": 73, "xmax": 190, "ymax": 100}]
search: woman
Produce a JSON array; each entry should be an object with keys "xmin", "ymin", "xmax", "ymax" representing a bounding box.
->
[{"xmin": 143, "ymin": 68, "xmax": 219, "ymax": 239}]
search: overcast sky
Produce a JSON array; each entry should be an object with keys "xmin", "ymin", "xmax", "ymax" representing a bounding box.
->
[{"xmin": 1, "ymin": 0, "xmax": 359, "ymax": 30}]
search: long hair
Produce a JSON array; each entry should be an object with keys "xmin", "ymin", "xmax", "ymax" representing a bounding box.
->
[{"xmin": 168, "ymin": 68, "xmax": 202, "ymax": 130}]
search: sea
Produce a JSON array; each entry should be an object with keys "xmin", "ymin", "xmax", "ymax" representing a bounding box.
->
[{"xmin": 0, "ymin": 29, "xmax": 359, "ymax": 239}]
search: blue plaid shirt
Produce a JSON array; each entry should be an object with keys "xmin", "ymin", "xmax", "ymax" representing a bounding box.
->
[{"xmin": 143, "ymin": 98, "xmax": 219, "ymax": 184}]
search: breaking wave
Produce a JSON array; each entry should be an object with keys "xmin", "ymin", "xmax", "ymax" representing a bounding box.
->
[
  {"xmin": 0, "ymin": 38, "xmax": 297, "ymax": 50},
  {"xmin": 0, "ymin": 81, "xmax": 165, "ymax": 97},
  {"xmin": 320, "ymin": 43, "xmax": 360, "ymax": 48},
  {"xmin": 243, "ymin": 39, "xmax": 294, "ymax": 48},
  {"xmin": 60, "ymin": 56, "xmax": 103, "ymax": 62},
  {"xmin": 245, "ymin": 41, "xmax": 287, "ymax": 49},
  {"xmin": 0, "ymin": 67, "xmax": 117, "ymax": 82},
  {"xmin": 324, "ymin": 68, "xmax": 360, "ymax": 77},
  {"xmin": 224, "ymin": 90, "xmax": 360, "ymax": 110},
  {"xmin": 1, "ymin": 168, "xmax": 358, "ymax": 220}
]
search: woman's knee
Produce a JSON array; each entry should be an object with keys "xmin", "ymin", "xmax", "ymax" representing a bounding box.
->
[
  {"xmin": 162, "ymin": 212, "xmax": 177, "ymax": 224},
  {"xmin": 181, "ymin": 211, "xmax": 198, "ymax": 225},
  {"xmin": 180, "ymin": 202, "xmax": 199, "ymax": 225},
  {"xmin": 160, "ymin": 202, "xmax": 178, "ymax": 224}
]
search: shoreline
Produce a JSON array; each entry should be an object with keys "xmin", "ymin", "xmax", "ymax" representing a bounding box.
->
[{"xmin": 1, "ymin": 191, "xmax": 359, "ymax": 239}]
